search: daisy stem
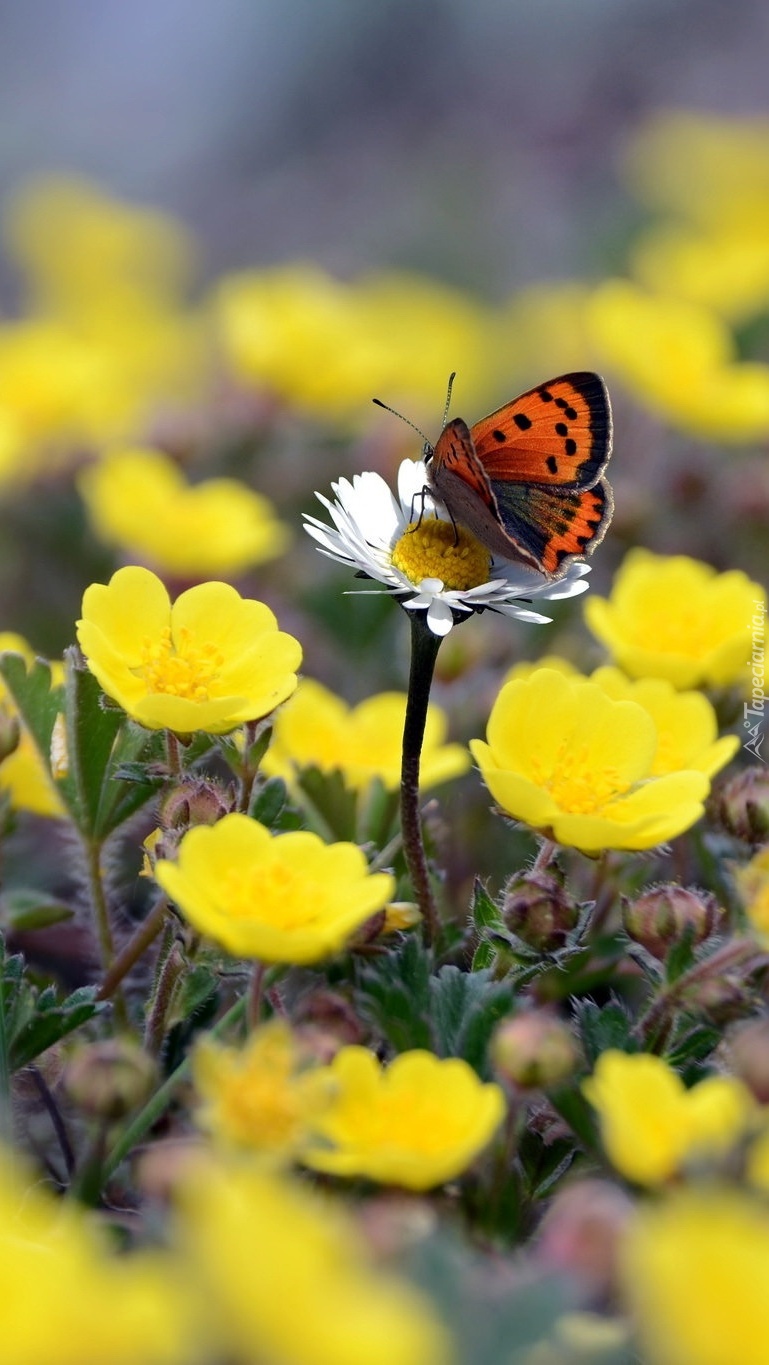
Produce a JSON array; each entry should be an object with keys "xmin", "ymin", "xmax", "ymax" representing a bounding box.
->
[{"xmin": 401, "ymin": 612, "xmax": 442, "ymax": 945}]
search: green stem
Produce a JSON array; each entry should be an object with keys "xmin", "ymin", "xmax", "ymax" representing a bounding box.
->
[
  {"xmin": 248, "ymin": 961, "xmax": 266, "ymax": 1030},
  {"xmin": 104, "ymin": 995, "xmax": 247, "ymax": 1178},
  {"xmin": 400, "ymin": 611, "xmax": 443, "ymax": 946},
  {"xmin": 634, "ymin": 938, "xmax": 766, "ymax": 1046},
  {"xmin": 144, "ymin": 939, "xmax": 185, "ymax": 1056},
  {"xmin": 97, "ymin": 895, "xmax": 170, "ymax": 1001},
  {"xmin": 83, "ymin": 838, "xmax": 128, "ymax": 1030}
]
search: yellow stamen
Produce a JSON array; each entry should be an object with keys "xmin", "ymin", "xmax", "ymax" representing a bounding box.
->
[
  {"xmin": 391, "ymin": 519, "xmax": 491, "ymax": 591},
  {"xmin": 138, "ymin": 626, "xmax": 224, "ymax": 702}
]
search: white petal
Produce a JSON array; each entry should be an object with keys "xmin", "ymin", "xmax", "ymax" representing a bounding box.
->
[{"xmin": 425, "ymin": 597, "xmax": 456, "ymax": 635}]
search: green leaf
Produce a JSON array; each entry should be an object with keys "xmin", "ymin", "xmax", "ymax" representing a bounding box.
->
[
  {"xmin": 250, "ymin": 777, "xmax": 289, "ymax": 828},
  {"xmin": 518, "ymin": 1128, "xmax": 578, "ymax": 1200},
  {"xmin": 0, "ymin": 888, "xmax": 74, "ymax": 932},
  {"xmin": 548, "ymin": 1082, "xmax": 601, "ymax": 1152},
  {"xmin": 664, "ymin": 923, "xmax": 700, "ymax": 984},
  {"xmin": 356, "ymin": 935, "xmax": 433, "ymax": 1052},
  {"xmin": 471, "ymin": 941, "xmax": 496, "ymax": 972},
  {"xmin": 63, "ymin": 656, "xmax": 161, "ymax": 838},
  {"xmin": 10, "ymin": 985, "xmax": 103, "ymax": 1071},
  {"xmin": 575, "ymin": 997, "xmax": 636, "ymax": 1065},
  {"xmin": 471, "ymin": 878, "xmax": 506, "ymax": 934},
  {"xmin": 0, "ymin": 934, "xmax": 104, "ymax": 1071},
  {"xmin": 429, "ymin": 966, "xmax": 515, "ymax": 1073}
]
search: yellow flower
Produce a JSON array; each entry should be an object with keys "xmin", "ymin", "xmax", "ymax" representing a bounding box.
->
[
  {"xmin": 192, "ymin": 1020, "xmax": 330, "ymax": 1159},
  {"xmin": 155, "ymin": 813, "xmax": 394, "ymax": 963},
  {"xmin": 79, "ymin": 447, "xmax": 290, "ymax": 577},
  {"xmin": 469, "ymin": 668, "xmax": 709, "ymax": 855},
  {"xmin": 177, "ymin": 1158, "xmax": 450, "ymax": 1365},
  {"xmin": 301, "ymin": 1046, "xmax": 506, "ymax": 1190},
  {"xmin": 623, "ymin": 111, "xmax": 769, "ymax": 228},
  {"xmin": 214, "ymin": 263, "xmax": 493, "ymax": 422},
  {"xmin": 0, "ymin": 1146, "xmax": 189, "ymax": 1365},
  {"xmin": 76, "ymin": 565, "xmax": 301, "ymax": 733},
  {"xmin": 621, "ymin": 1187, "xmax": 769, "ymax": 1365},
  {"xmin": 263, "ymin": 678, "xmax": 469, "ymax": 792},
  {"xmin": 0, "ymin": 633, "xmax": 66, "ymax": 818},
  {"xmin": 631, "ymin": 221, "xmax": 769, "ymax": 324},
  {"xmin": 585, "ymin": 548, "xmax": 767, "ymax": 690},
  {"xmin": 734, "ymin": 845, "xmax": 769, "ymax": 944},
  {"xmin": 502, "ymin": 654, "xmax": 581, "ymax": 685},
  {"xmin": 585, "ymin": 279, "xmax": 769, "ymax": 441},
  {"xmin": 0, "ymin": 178, "xmax": 206, "ymax": 460},
  {"xmin": 590, "ymin": 666, "xmax": 738, "ymax": 777},
  {"xmin": 4, "ymin": 175, "xmax": 197, "ymax": 315},
  {"xmin": 583, "ymin": 1050, "xmax": 756, "ymax": 1185}
]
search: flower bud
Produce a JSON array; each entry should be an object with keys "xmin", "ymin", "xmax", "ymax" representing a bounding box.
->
[
  {"xmin": 64, "ymin": 1039, "xmax": 157, "ymax": 1121},
  {"xmin": 687, "ymin": 974, "xmax": 757, "ymax": 1025},
  {"xmin": 535, "ymin": 1178, "xmax": 634, "ymax": 1298},
  {"xmin": 712, "ymin": 767, "xmax": 769, "ymax": 844},
  {"xmin": 728, "ymin": 1017, "xmax": 769, "ymax": 1101},
  {"xmin": 623, "ymin": 884, "xmax": 721, "ymax": 960},
  {"xmin": 491, "ymin": 1010, "xmax": 580, "ymax": 1091},
  {"xmin": 502, "ymin": 867, "xmax": 579, "ymax": 952},
  {"xmin": 159, "ymin": 779, "xmax": 230, "ymax": 831}
]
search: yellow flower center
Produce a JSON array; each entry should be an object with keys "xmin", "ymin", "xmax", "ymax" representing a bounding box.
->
[
  {"xmin": 138, "ymin": 626, "xmax": 225, "ymax": 701},
  {"xmin": 224, "ymin": 861, "xmax": 323, "ymax": 929},
  {"xmin": 391, "ymin": 519, "xmax": 491, "ymax": 591},
  {"xmin": 530, "ymin": 742, "xmax": 630, "ymax": 814}
]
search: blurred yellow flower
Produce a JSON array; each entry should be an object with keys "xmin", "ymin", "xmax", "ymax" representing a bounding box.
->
[
  {"xmin": 155, "ymin": 813, "xmax": 394, "ymax": 963},
  {"xmin": 192, "ymin": 1020, "xmax": 330, "ymax": 1159},
  {"xmin": 77, "ymin": 565, "xmax": 301, "ymax": 733},
  {"xmin": 0, "ymin": 178, "xmax": 207, "ymax": 465},
  {"xmin": 734, "ymin": 844, "xmax": 769, "ymax": 944},
  {"xmin": 621, "ymin": 1187, "xmax": 769, "ymax": 1365},
  {"xmin": 623, "ymin": 111, "xmax": 769, "ymax": 228},
  {"xmin": 585, "ymin": 548, "xmax": 766, "ymax": 690},
  {"xmin": 302, "ymin": 1046, "xmax": 505, "ymax": 1190},
  {"xmin": 470, "ymin": 667, "xmax": 709, "ymax": 855},
  {"xmin": 0, "ymin": 1146, "xmax": 189, "ymax": 1365},
  {"xmin": 79, "ymin": 447, "xmax": 290, "ymax": 577},
  {"xmin": 585, "ymin": 279, "xmax": 769, "ymax": 441},
  {"xmin": 583, "ymin": 1050, "xmax": 756, "ymax": 1186},
  {"xmin": 590, "ymin": 666, "xmax": 738, "ymax": 777},
  {"xmin": 177, "ymin": 1158, "xmax": 450, "ymax": 1365},
  {"xmin": 4, "ymin": 176, "xmax": 197, "ymax": 315},
  {"xmin": 631, "ymin": 222, "xmax": 769, "ymax": 324},
  {"xmin": 263, "ymin": 677, "xmax": 469, "ymax": 792},
  {"xmin": 0, "ymin": 633, "xmax": 66, "ymax": 818},
  {"xmin": 214, "ymin": 263, "xmax": 494, "ymax": 422}
]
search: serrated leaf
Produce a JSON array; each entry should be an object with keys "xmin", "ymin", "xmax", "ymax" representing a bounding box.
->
[
  {"xmin": 471, "ymin": 941, "xmax": 496, "ymax": 972},
  {"xmin": 575, "ymin": 998, "xmax": 636, "ymax": 1065},
  {"xmin": 250, "ymin": 777, "xmax": 288, "ymax": 828},
  {"xmin": 664, "ymin": 923, "xmax": 700, "ymax": 984},
  {"xmin": 356, "ymin": 935, "xmax": 432, "ymax": 1051},
  {"xmin": 429, "ymin": 966, "xmax": 515, "ymax": 1072},
  {"xmin": 0, "ymin": 888, "xmax": 74, "ymax": 931},
  {"xmin": 471, "ymin": 879, "xmax": 506, "ymax": 934},
  {"xmin": 9, "ymin": 984, "xmax": 104, "ymax": 1070}
]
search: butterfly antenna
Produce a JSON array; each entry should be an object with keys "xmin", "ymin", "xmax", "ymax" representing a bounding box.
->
[
  {"xmin": 442, "ymin": 371, "xmax": 456, "ymax": 426},
  {"xmin": 372, "ymin": 398, "xmax": 431, "ymax": 449}
]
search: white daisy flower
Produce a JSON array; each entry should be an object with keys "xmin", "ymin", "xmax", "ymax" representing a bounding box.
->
[{"xmin": 304, "ymin": 458, "xmax": 592, "ymax": 637}]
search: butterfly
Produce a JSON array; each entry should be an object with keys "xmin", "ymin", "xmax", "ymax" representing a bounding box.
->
[{"xmin": 423, "ymin": 371, "xmax": 613, "ymax": 578}]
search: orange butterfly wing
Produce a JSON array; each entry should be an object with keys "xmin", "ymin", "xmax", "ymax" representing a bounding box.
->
[
  {"xmin": 427, "ymin": 372, "xmax": 614, "ymax": 577},
  {"xmin": 469, "ymin": 372, "xmax": 612, "ymax": 489}
]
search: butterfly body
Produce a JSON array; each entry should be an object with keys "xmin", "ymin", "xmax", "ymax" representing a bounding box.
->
[{"xmin": 427, "ymin": 371, "xmax": 613, "ymax": 578}]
